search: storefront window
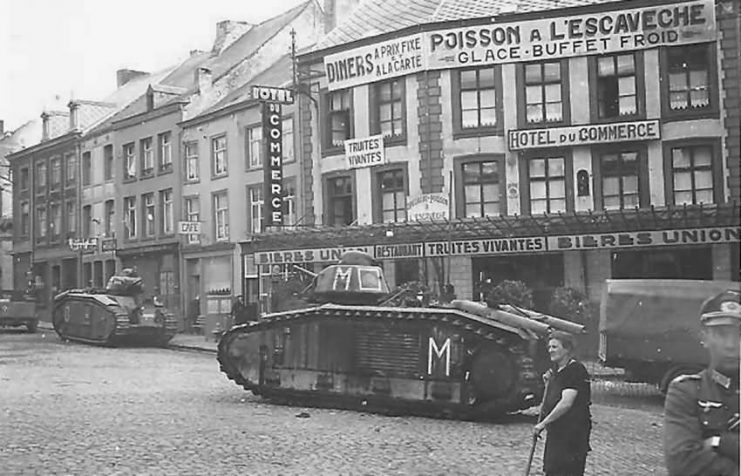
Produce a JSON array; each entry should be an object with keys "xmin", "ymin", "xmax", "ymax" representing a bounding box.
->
[
  {"xmin": 378, "ymin": 169, "xmax": 406, "ymax": 223},
  {"xmin": 670, "ymin": 145, "xmax": 713, "ymax": 205},
  {"xmin": 524, "ymin": 61, "xmax": 563, "ymax": 124},
  {"xmin": 395, "ymin": 260, "xmax": 419, "ymax": 286},
  {"xmin": 600, "ymin": 151, "xmax": 639, "ymax": 210},
  {"xmin": 462, "ymin": 160, "xmax": 500, "ymax": 217},
  {"xmin": 596, "ymin": 54, "xmax": 637, "ymax": 118},
  {"xmin": 528, "ymin": 156, "xmax": 566, "ymax": 214},
  {"xmin": 612, "ymin": 247, "xmax": 712, "ymax": 280}
]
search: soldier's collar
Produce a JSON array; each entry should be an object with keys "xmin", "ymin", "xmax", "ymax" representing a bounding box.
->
[{"xmin": 710, "ymin": 369, "xmax": 733, "ymax": 389}]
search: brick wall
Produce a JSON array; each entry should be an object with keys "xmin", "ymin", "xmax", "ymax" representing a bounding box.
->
[
  {"xmin": 416, "ymin": 71, "xmax": 444, "ymax": 193},
  {"xmin": 718, "ymin": 0, "xmax": 740, "ymax": 201}
]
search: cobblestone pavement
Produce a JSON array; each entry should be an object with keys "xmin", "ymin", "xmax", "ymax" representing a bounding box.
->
[{"xmin": 1, "ymin": 330, "xmax": 666, "ymax": 476}]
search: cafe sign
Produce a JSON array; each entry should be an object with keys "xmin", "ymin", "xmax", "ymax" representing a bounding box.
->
[
  {"xmin": 508, "ymin": 120, "xmax": 660, "ymax": 150},
  {"xmin": 345, "ymin": 135, "xmax": 385, "ymax": 169},
  {"xmin": 324, "ymin": 0, "xmax": 715, "ymax": 90}
]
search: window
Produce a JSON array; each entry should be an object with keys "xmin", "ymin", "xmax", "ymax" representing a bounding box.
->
[
  {"xmin": 184, "ymin": 197, "xmax": 200, "ymax": 244},
  {"xmin": 527, "ymin": 156, "xmax": 566, "ymax": 214},
  {"xmin": 455, "ymin": 67, "xmax": 499, "ymax": 131},
  {"xmin": 20, "ymin": 167, "xmax": 29, "ymax": 191},
  {"xmin": 37, "ymin": 207, "xmax": 47, "ymax": 238},
  {"xmin": 282, "ymin": 117, "xmax": 294, "ymax": 164},
  {"xmin": 212, "ymin": 136, "xmax": 227, "ymax": 177},
  {"xmin": 124, "ymin": 196, "xmax": 137, "ymax": 238},
  {"xmin": 104, "ymin": 200, "xmax": 114, "ymax": 237},
  {"xmin": 123, "ymin": 143, "xmax": 136, "ymax": 179},
  {"xmin": 50, "ymin": 203, "xmax": 61, "ymax": 239},
  {"xmin": 524, "ymin": 62, "xmax": 563, "ymax": 124},
  {"xmin": 82, "ymin": 152, "xmax": 92, "ymax": 185},
  {"xmin": 65, "ymin": 200, "xmax": 76, "ymax": 234},
  {"xmin": 158, "ymin": 132, "xmax": 172, "ymax": 172},
  {"xmin": 669, "ymin": 145, "xmax": 714, "ymax": 205},
  {"xmin": 596, "ymin": 54, "xmax": 637, "ymax": 119},
  {"xmin": 372, "ymin": 79, "xmax": 405, "ymax": 140},
  {"xmin": 283, "ymin": 179, "xmax": 297, "ymax": 226},
  {"xmin": 20, "ymin": 201, "xmax": 29, "ymax": 235},
  {"xmin": 213, "ymin": 191, "xmax": 229, "ymax": 241},
  {"xmin": 65, "ymin": 154, "xmax": 76, "ymax": 186},
  {"xmin": 248, "ymin": 186, "xmax": 263, "ymax": 234},
  {"xmin": 103, "ymin": 145, "xmax": 113, "ymax": 181},
  {"xmin": 599, "ymin": 151, "xmax": 640, "ymax": 210},
  {"xmin": 50, "ymin": 158, "xmax": 62, "ymax": 189},
  {"xmin": 326, "ymin": 176, "xmax": 354, "ymax": 226},
  {"xmin": 141, "ymin": 138, "xmax": 154, "ymax": 176},
  {"xmin": 36, "ymin": 161, "xmax": 47, "ymax": 192},
  {"xmin": 324, "ymin": 90, "xmax": 352, "ymax": 151},
  {"xmin": 184, "ymin": 142, "xmax": 199, "ymax": 181},
  {"xmin": 461, "ymin": 160, "xmax": 501, "ymax": 217},
  {"xmin": 378, "ymin": 169, "xmax": 406, "ymax": 223},
  {"xmin": 82, "ymin": 205, "xmax": 92, "ymax": 238},
  {"xmin": 161, "ymin": 189, "xmax": 173, "ymax": 234},
  {"xmin": 666, "ymin": 44, "xmax": 712, "ymax": 113},
  {"xmin": 246, "ymin": 126, "xmax": 262, "ymax": 169},
  {"xmin": 143, "ymin": 193, "xmax": 155, "ymax": 237}
]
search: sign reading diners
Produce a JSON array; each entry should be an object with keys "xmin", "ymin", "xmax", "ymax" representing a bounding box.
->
[
  {"xmin": 345, "ymin": 135, "xmax": 385, "ymax": 169},
  {"xmin": 549, "ymin": 226, "xmax": 741, "ymax": 251},
  {"xmin": 323, "ymin": 0, "xmax": 715, "ymax": 90},
  {"xmin": 407, "ymin": 193, "xmax": 449, "ymax": 222},
  {"xmin": 508, "ymin": 120, "xmax": 660, "ymax": 150}
]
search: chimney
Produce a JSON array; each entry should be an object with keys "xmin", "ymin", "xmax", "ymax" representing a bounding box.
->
[
  {"xmin": 211, "ymin": 20, "xmax": 253, "ymax": 56},
  {"xmin": 0, "ymin": 120, "xmax": 4, "ymax": 135},
  {"xmin": 116, "ymin": 69, "xmax": 149, "ymax": 88},
  {"xmin": 68, "ymin": 101, "xmax": 80, "ymax": 131},
  {"xmin": 194, "ymin": 67, "xmax": 213, "ymax": 95},
  {"xmin": 41, "ymin": 112, "xmax": 50, "ymax": 142},
  {"xmin": 324, "ymin": 0, "xmax": 360, "ymax": 34},
  {"xmin": 324, "ymin": 0, "xmax": 336, "ymax": 34}
]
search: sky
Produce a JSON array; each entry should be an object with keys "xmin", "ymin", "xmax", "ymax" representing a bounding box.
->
[{"xmin": 0, "ymin": 0, "xmax": 309, "ymax": 132}]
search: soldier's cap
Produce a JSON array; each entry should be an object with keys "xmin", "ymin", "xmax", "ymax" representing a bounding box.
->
[{"xmin": 700, "ymin": 289, "xmax": 741, "ymax": 326}]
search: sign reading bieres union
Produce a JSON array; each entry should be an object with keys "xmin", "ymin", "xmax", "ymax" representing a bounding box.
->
[
  {"xmin": 323, "ymin": 0, "xmax": 715, "ymax": 91},
  {"xmin": 508, "ymin": 120, "xmax": 661, "ymax": 150}
]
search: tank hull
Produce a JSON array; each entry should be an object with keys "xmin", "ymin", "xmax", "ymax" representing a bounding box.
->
[
  {"xmin": 52, "ymin": 291, "xmax": 177, "ymax": 347},
  {"xmin": 218, "ymin": 304, "xmax": 549, "ymax": 420}
]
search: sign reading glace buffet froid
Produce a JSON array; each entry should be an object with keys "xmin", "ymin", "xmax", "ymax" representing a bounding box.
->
[
  {"xmin": 345, "ymin": 135, "xmax": 385, "ymax": 169},
  {"xmin": 508, "ymin": 119, "xmax": 661, "ymax": 150}
]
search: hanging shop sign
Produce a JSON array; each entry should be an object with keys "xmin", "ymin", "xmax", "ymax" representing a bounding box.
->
[
  {"xmin": 262, "ymin": 101, "xmax": 284, "ymax": 227},
  {"xmin": 100, "ymin": 238, "xmax": 117, "ymax": 253},
  {"xmin": 324, "ymin": 0, "xmax": 715, "ymax": 91},
  {"xmin": 255, "ymin": 246, "xmax": 373, "ymax": 265},
  {"xmin": 345, "ymin": 134, "xmax": 385, "ymax": 169},
  {"xmin": 508, "ymin": 119, "xmax": 660, "ymax": 150},
  {"xmin": 251, "ymin": 85, "xmax": 294, "ymax": 104},
  {"xmin": 177, "ymin": 221, "xmax": 202, "ymax": 235},
  {"xmin": 68, "ymin": 238, "xmax": 98, "ymax": 252},
  {"xmin": 407, "ymin": 193, "xmax": 449, "ymax": 222},
  {"xmin": 548, "ymin": 226, "xmax": 741, "ymax": 251}
]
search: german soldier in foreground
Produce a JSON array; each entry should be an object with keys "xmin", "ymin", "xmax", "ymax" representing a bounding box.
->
[{"xmin": 664, "ymin": 290, "xmax": 740, "ymax": 476}]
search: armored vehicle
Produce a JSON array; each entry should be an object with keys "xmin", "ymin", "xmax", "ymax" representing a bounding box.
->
[
  {"xmin": 52, "ymin": 269, "xmax": 177, "ymax": 346},
  {"xmin": 218, "ymin": 252, "xmax": 583, "ymax": 420},
  {"xmin": 0, "ymin": 289, "xmax": 38, "ymax": 332}
]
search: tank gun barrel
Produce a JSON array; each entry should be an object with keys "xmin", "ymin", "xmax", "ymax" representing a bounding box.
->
[
  {"xmin": 450, "ymin": 300, "xmax": 584, "ymax": 336},
  {"xmin": 497, "ymin": 303, "xmax": 585, "ymax": 334},
  {"xmin": 292, "ymin": 265, "xmax": 318, "ymax": 278}
]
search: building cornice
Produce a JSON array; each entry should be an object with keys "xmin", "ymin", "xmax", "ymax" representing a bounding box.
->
[{"xmin": 6, "ymin": 131, "xmax": 80, "ymax": 163}]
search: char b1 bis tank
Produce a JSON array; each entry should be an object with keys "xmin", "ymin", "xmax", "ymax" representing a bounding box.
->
[
  {"xmin": 219, "ymin": 251, "xmax": 585, "ymax": 419},
  {"xmin": 52, "ymin": 268, "xmax": 177, "ymax": 347}
]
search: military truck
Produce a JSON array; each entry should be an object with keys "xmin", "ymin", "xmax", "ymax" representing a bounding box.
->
[
  {"xmin": 599, "ymin": 279, "xmax": 740, "ymax": 393},
  {"xmin": 0, "ymin": 289, "xmax": 38, "ymax": 332}
]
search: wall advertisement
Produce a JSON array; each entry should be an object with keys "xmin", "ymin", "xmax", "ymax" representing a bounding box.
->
[
  {"xmin": 345, "ymin": 135, "xmax": 385, "ymax": 169},
  {"xmin": 508, "ymin": 119, "xmax": 661, "ymax": 150},
  {"xmin": 324, "ymin": 0, "xmax": 716, "ymax": 91}
]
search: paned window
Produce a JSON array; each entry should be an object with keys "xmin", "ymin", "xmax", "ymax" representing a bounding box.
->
[
  {"xmin": 82, "ymin": 205, "xmax": 92, "ymax": 238},
  {"xmin": 283, "ymin": 179, "xmax": 296, "ymax": 226},
  {"xmin": 103, "ymin": 145, "xmax": 113, "ymax": 181},
  {"xmin": 51, "ymin": 158, "xmax": 62, "ymax": 189},
  {"xmin": 123, "ymin": 143, "xmax": 136, "ymax": 179},
  {"xmin": 65, "ymin": 154, "xmax": 76, "ymax": 186},
  {"xmin": 248, "ymin": 186, "xmax": 263, "ymax": 234},
  {"xmin": 327, "ymin": 176, "xmax": 354, "ymax": 226},
  {"xmin": 105, "ymin": 200, "xmax": 114, "ymax": 237},
  {"xmin": 50, "ymin": 203, "xmax": 61, "ymax": 239},
  {"xmin": 185, "ymin": 142, "xmax": 199, "ymax": 181},
  {"xmin": 20, "ymin": 167, "xmax": 29, "ymax": 191},
  {"xmin": 124, "ymin": 196, "xmax": 136, "ymax": 238},
  {"xmin": 246, "ymin": 126, "xmax": 263, "ymax": 169},
  {"xmin": 141, "ymin": 138, "xmax": 154, "ymax": 176},
  {"xmin": 213, "ymin": 192, "xmax": 229, "ymax": 240},
  {"xmin": 325, "ymin": 90, "xmax": 352, "ymax": 149},
  {"xmin": 212, "ymin": 136, "xmax": 227, "ymax": 176},
  {"xmin": 82, "ymin": 152, "xmax": 92, "ymax": 185},
  {"xmin": 158, "ymin": 132, "xmax": 172, "ymax": 172},
  {"xmin": 373, "ymin": 79, "xmax": 404, "ymax": 139},
  {"xmin": 65, "ymin": 200, "xmax": 75, "ymax": 234},
  {"xmin": 462, "ymin": 161, "xmax": 500, "ymax": 217},
  {"xmin": 459, "ymin": 68, "xmax": 497, "ymax": 129},
  {"xmin": 528, "ymin": 157, "xmax": 566, "ymax": 214},
  {"xmin": 600, "ymin": 151, "xmax": 639, "ymax": 209},
  {"xmin": 667, "ymin": 45, "xmax": 711, "ymax": 111},
  {"xmin": 597, "ymin": 54, "xmax": 637, "ymax": 118},
  {"xmin": 670, "ymin": 145, "xmax": 713, "ymax": 205},
  {"xmin": 143, "ymin": 193, "xmax": 155, "ymax": 237},
  {"xmin": 525, "ymin": 62, "xmax": 562, "ymax": 124},
  {"xmin": 36, "ymin": 162, "xmax": 47, "ymax": 191},
  {"xmin": 20, "ymin": 201, "xmax": 30, "ymax": 235},
  {"xmin": 161, "ymin": 189, "xmax": 173, "ymax": 234},
  {"xmin": 185, "ymin": 197, "xmax": 200, "ymax": 244},
  {"xmin": 282, "ymin": 117, "xmax": 295, "ymax": 163},
  {"xmin": 37, "ymin": 207, "xmax": 47, "ymax": 238},
  {"xmin": 378, "ymin": 169, "xmax": 406, "ymax": 223}
]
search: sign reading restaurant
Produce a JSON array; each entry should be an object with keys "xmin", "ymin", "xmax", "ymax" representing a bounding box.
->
[
  {"xmin": 508, "ymin": 120, "xmax": 660, "ymax": 150},
  {"xmin": 324, "ymin": 0, "xmax": 715, "ymax": 90}
]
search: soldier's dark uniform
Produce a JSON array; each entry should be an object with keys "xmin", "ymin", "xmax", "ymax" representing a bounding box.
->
[{"xmin": 664, "ymin": 290, "xmax": 740, "ymax": 476}]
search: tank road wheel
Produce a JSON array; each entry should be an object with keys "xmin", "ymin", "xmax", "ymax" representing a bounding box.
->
[
  {"xmin": 26, "ymin": 321, "xmax": 37, "ymax": 333},
  {"xmin": 469, "ymin": 344, "xmax": 517, "ymax": 405}
]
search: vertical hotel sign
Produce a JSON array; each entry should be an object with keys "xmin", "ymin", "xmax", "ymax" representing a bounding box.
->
[{"xmin": 253, "ymin": 86, "xmax": 294, "ymax": 228}]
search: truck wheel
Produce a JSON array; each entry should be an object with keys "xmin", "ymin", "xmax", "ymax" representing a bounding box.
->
[
  {"xmin": 26, "ymin": 321, "xmax": 38, "ymax": 333},
  {"xmin": 659, "ymin": 365, "xmax": 704, "ymax": 394}
]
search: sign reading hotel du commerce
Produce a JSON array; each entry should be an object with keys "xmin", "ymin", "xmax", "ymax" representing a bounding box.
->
[
  {"xmin": 508, "ymin": 120, "xmax": 661, "ymax": 150},
  {"xmin": 345, "ymin": 135, "xmax": 385, "ymax": 169}
]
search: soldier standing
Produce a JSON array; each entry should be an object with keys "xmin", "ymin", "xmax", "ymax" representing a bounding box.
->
[{"xmin": 664, "ymin": 289, "xmax": 740, "ymax": 476}]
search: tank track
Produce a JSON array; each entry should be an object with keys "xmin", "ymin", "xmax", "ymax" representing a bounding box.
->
[{"xmin": 218, "ymin": 304, "xmax": 542, "ymax": 419}]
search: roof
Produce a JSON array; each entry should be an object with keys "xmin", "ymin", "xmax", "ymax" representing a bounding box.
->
[
  {"xmin": 157, "ymin": 51, "xmax": 211, "ymax": 89},
  {"xmin": 195, "ymin": 54, "xmax": 294, "ymax": 119},
  {"xmin": 315, "ymin": 0, "xmax": 629, "ymax": 51}
]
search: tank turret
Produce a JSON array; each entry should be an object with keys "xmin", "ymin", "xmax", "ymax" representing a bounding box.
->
[{"xmin": 310, "ymin": 251, "xmax": 390, "ymax": 305}]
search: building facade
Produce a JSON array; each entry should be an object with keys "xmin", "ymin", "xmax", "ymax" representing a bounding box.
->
[{"xmin": 243, "ymin": 0, "xmax": 740, "ymax": 320}]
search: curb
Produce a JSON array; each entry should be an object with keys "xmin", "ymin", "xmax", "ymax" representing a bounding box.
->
[{"xmin": 167, "ymin": 343, "xmax": 218, "ymax": 354}]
